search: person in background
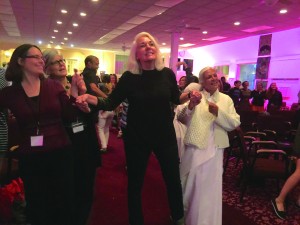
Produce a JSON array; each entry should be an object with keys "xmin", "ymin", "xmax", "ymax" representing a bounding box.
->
[
  {"xmin": 228, "ymin": 80, "xmax": 242, "ymax": 109},
  {"xmin": 220, "ymin": 76, "xmax": 231, "ymax": 94},
  {"xmin": 0, "ymin": 44, "xmax": 90, "ymax": 225},
  {"xmin": 178, "ymin": 76, "xmax": 187, "ymax": 93},
  {"xmin": 97, "ymin": 74, "xmax": 115, "ymax": 153},
  {"xmin": 43, "ymin": 49, "xmax": 101, "ymax": 225},
  {"xmin": 82, "ymin": 55, "xmax": 106, "ymax": 98},
  {"xmin": 251, "ymin": 81, "xmax": 266, "ymax": 112},
  {"xmin": 76, "ymin": 31, "xmax": 201, "ymax": 225},
  {"xmin": 266, "ymin": 82, "xmax": 282, "ymax": 112},
  {"xmin": 272, "ymin": 109, "xmax": 300, "ymax": 220},
  {"xmin": 239, "ymin": 81, "xmax": 252, "ymax": 111},
  {"xmin": 177, "ymin": 66, "xmax": 240, "ymax": 225}
]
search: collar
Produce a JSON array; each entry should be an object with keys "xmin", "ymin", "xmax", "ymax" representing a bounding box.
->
[{"xmin": 202, "ymin": 89, "xmax": 220, "ymax": 103}]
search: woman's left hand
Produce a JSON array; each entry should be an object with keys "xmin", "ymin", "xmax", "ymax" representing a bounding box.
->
[{"xmin": 72, "ymin": 73, "xmax": 87, "ymax": 95}]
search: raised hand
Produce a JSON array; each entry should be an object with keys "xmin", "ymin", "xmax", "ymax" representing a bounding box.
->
[
  {"xmin": 72, "ymin": 71, "xmax": 87, "ymax": 95},
  {"xmin": 188, "ymin": 90, "xmax": 202, "ymax": 110}
]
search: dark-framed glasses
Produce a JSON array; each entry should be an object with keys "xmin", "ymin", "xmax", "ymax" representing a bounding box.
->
[
  {"xmin": 23, "ymin": 55, "xmax": 45, "ymax": 61},
  {"xmin": 50, "ymin": 59, "xmax": 66, "ymax": 66}
]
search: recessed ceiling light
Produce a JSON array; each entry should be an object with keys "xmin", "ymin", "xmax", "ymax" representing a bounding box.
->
[
  {"xmin": 57, "ymin": 21, "xmax": 62, "ymax": 24},
  {"xmin": 80, "ymin": 12, "xmax": 86, "ymax": 16},
  {"xmin": 61, "ymin": 42, "xmax": 65, "ymax": 45},
  {"xmin": 202, "ymin": 31, "xmax": 208, "ymax": 34},
  {"xmin": 234, "ymin": 21, "xmax": 240, "ymax": 26},
  {"xmin": 73, "ymin": 23, "xmax": 78, "ymax": 27},
  {"xmin": 70, "ymin": 44, "xmax": 74, "ymax": 47},
  {"xmin": 38, "ymin": 40, "xmax": 42, "ymax": 44},
  {"xmin": 91, "ymin": 0, "xmax": 98, "ymax": 2},
  {"xmin": 61, "ymin": 9, "xmax": 67, "ymax": 14},
  {"xmin": 162, "ymin": 42, "xmax": 166, "ymax": 45},
  {"xmin": 64, "ymin": 37, "xmax": 68, "ymax": 40},
  {"xmin": 54, "ymin": 30, "xmax": 58, "ymax": 32},
  {"xmin": 280, "ymin": 9, "xmax": 287, "ymax": 14},
  {"xmin": 50, "ymin": 41, "xmax": 53, "ymax": 44},
  {"xmin": 51, "ymin": 36, "xmax": 56, "ymax": 39},
  {"xmin": 180, "ymin": 37, "xmax": 184, "ymax": 40},
  {"xmin": 68, "ymin": 31, "xmax": 72, "ymax": 35}
]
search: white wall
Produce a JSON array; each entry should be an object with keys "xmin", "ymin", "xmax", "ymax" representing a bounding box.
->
[{"xmin": 182, "ymin": 27, "xmax": 300, "ymax": 106}]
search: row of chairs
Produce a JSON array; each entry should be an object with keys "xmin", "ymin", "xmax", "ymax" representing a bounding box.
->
[{"xmin": 224, "ymin": 126, "xmax": 296, "ymax": 202}]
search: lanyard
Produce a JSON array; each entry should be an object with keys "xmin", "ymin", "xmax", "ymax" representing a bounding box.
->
[{"xmin": 22, "ymin": 82, "xmax": 42, "ymax": 135}]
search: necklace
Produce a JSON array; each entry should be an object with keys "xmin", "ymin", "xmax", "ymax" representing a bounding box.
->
[{"xmin": 65, "ymin": 81, "xmax": 70, "ymax": 90}]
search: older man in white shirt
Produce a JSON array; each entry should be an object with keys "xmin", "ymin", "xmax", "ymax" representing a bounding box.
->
[{"xmin": 177, "ymin": 66, "xmax": 240, "ymax": 225}]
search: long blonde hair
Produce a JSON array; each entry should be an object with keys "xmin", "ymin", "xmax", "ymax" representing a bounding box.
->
[{"xmin": 127, "ymin": 32, "xmax": 164, "ymax": 74}]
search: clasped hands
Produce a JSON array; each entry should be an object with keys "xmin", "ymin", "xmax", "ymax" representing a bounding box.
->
[{"xmin": 188, "ymin": 90, "xmax": 202, "ymax": 110}]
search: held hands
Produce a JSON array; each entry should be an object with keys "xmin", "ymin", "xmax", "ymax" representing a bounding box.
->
[
  {"xmin": 71, "ymin": 71, "xmax": 87, "ymax": 97},
  {"xmin": 188, "ymin": 90, "xmax": 202, "ymax": 110},
  {"xmin": 77, "ymin": 101, "xmax": 91, "ymax": 113},
  {"xmin": 76, "ymin": 94, "xmax": 98, "ymax": 107}
]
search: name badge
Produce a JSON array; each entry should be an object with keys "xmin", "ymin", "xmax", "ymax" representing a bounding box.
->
[
  {"xmin": 71, "ymin": 122, "xmax": 84, "ymax": 133},
  {"xmin": 31, "ymin": 135, "xmax": 44, "ymax": 147}
]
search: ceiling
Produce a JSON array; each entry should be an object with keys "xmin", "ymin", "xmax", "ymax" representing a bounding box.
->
[{"xmin": 0, "ymin": 0, "xmax": 300, "ymax": 53}]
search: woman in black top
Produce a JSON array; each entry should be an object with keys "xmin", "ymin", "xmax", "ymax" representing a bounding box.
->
[
  {"xmin": 266, "ymin": 82, "xmax": 283, "ymax": 112},
  {"xmin": 77, "ymin": 32, "xmax": 200, "ymax": 225},
  {"xmin": 251, "ymin": 81, "xmax": 266, "ymax": 112}
]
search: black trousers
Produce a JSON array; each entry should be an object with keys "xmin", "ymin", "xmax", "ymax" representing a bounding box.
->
[
  {"xmin": 123, "ymin": 136, "xmax": 184, "ymax": 225},
  {"xmin": 19, "ymin": 148, "xmax": 74, "ymax": 225}
]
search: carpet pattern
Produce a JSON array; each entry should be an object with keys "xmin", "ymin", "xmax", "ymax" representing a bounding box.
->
[
  {"xmin": 223, "ymin": 157, "xmax": 300, "ymax": 225},
  {"xmin": 89, "ymin": 130, "xmax": 300, "ymax": 225}
]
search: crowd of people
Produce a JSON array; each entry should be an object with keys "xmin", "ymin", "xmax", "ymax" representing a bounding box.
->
[{"xmin": 0, "ymin": 31, "xmax": 299, "ymax": 225}]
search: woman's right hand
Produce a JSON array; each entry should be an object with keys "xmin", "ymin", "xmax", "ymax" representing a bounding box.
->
[{"xmin": 76, "ymin": 94, "xmax": 98, "ymax": 106}]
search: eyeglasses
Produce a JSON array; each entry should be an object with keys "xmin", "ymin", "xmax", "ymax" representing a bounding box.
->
[
  {"xmin": 50, "ymin": 59, "xmax": 66, "ymax": 66},
  {"xmin": 23, "ymin": 55, "xmax": 45, "ymax": 61}
]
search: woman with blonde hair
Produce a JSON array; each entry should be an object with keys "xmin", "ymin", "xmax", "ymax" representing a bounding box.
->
[{"xmin": 76, "ymin": 31, "xmax": 201, "ymax": 225}]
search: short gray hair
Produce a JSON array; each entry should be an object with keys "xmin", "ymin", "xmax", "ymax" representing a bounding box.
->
[
  {"xmin": 43, "ymin": 49, "xmax": 61, "ymax": 71},
  {"xmin": 198, "ymin": 66, "xmax": 214, "ymax": 83}
]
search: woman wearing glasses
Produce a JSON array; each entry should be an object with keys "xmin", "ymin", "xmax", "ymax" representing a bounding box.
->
[
  {"xmin": 43, "ymin": 49, "xmax": 101, "ymax": 225},
  {"xmin": 0, "ymin": 44, "xmax": 89, "ymax": 225}
]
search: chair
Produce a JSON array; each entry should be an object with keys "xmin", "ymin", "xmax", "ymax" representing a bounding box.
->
[
  {"xmin": 244, "ymin": 131, "xmax": 267, "ymax": 141},
  {"xmin": 223, "ymin": 129, "xmax": 255, "ymax": 174},
  {"xmin": 234, "ymin": 127, "xmax": 290, "ymax": 202}
]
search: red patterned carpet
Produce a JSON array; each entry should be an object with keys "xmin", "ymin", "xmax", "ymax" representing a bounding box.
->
[
  {"xmin": 89, "ymin": 130, "xmax": 300, "ymax": 225},
  {"xmin": 223, "ymin": 157, "xmax": 300, "ymax": 225}
]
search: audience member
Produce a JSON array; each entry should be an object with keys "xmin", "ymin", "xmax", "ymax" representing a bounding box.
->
[
  {"xmin": 0, "ymin": 44, "xmax": 90, "ymax": 225},
  {"xmin": 97, "ymin": 74, "xmax": 115, "ymax": 153},
  {"xmin": 239, "ymin": 81, "xmax": 252, "ymax": 111},
  {"xmin": 228, "ymin": 80, "xmax": 242, "ymax": 108},
  {"xmin": 82, "ymin": 55, "xmax": 107, "ymax": 98},
  {"xmin": 43, "ymin": 49, "xmax": 101, "ymax": 225},
  {"xmin": 272, "ymin": 109, "xmax": 300, "ymax": 220},
  {"xmin": 178, "ymin": 66, "xmax": 240, "ymax": 225},
  {"xmin": 76, "ymin": 31, "xmax": 201, "ymax": 225},
  {"xmin": 266, "ymin": 82, "xmax": 282, "ymax": 112},
  {"xmin": 251, "ymin": 81, "xmax": 266, "ymax": 112},
  {"xmin": 178, "ymin": 76, "xmax": 187, "ymax": 93},
  {"xmin": 221, "ymin": 76, "xmax": 231, "ymax": 94}
]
